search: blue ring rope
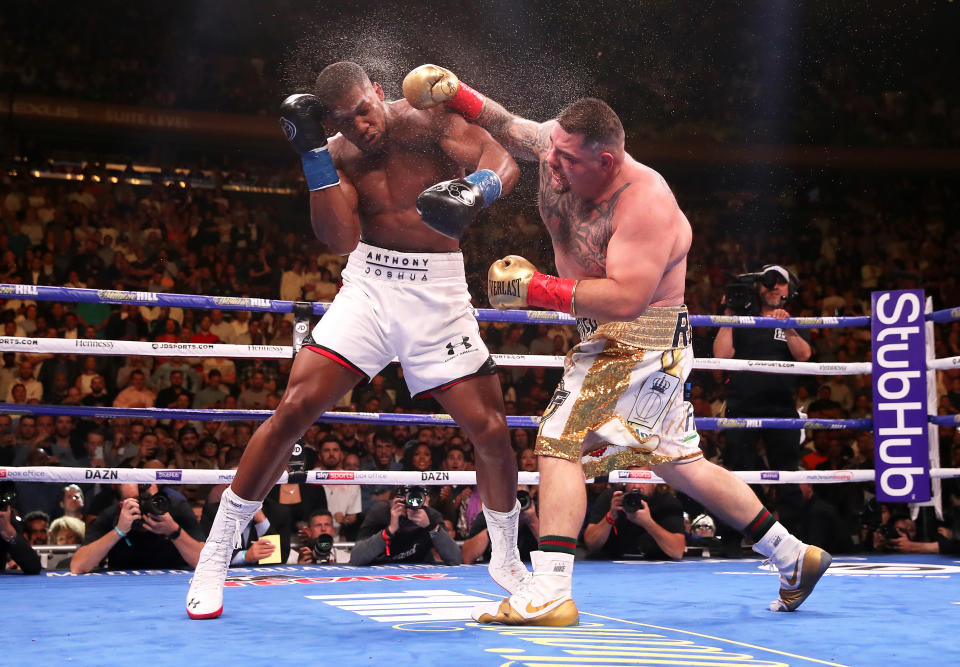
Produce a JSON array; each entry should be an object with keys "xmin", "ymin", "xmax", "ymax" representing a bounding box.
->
[{"xmin": 0, "ymin": 402, "xmax": 906, "ymax": 430}]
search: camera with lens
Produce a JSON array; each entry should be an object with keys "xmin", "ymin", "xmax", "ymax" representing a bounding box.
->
[
  {"xmin": 722, "ymin": 273, "xmax": 761, "ymax": 316},
  {"xmin": 517, "ymin": 489, "xmax": 532, "ymax": 512},
  {"xmin": 397, "ymin": 485, "xmax": 427, "ymax": 509},
  {"xmin": 311, "ymin": 533, "xmax": 334, "ymax": 561},
  {"xmin": 137, "ymin": 487, "xmax": 170, "ymax": 517},
  {"xmin": 621, "ymin": 490, "xmax": 648, "ymax": 513},
  {"xmin": 0, "ymin": 484, "xmax": 17, "ymax": 511},
  {"xmin": 878, "ymin": 523, "xmax": 901, "ymax": 541}
]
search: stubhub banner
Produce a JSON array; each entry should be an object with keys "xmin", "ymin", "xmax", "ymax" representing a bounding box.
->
[{"xmin": 872, "ymin": 290, "xmax": 930, "ymax": 502}]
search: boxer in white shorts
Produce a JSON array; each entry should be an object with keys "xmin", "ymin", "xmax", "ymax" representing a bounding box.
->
[
  {"xmin": 304, "ymin": 242, "xmax": 495, "ymax": 398},
  {"xmin": 188, "ymin": 62, "xmax": 532, "ymax": 620}
]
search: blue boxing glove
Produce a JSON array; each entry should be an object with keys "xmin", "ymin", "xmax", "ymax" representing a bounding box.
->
[
  {"xmin": 416, "ymin": 170, "xmax": 502, "ymax": 240},
  {"xmin": 279, "ymin": 94, "xmax": 340, "ymax": 191}
]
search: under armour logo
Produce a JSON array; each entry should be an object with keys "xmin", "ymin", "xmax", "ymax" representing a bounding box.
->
[
  {"xmin": 187, "ymin": 599, "xmax": 200, "ymax": 609},
  {"xmin": 446, "ymin": 336, "xmax": 472, "ymax": 355}
]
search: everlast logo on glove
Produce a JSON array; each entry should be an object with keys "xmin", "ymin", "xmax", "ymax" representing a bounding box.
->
[{"xmin": 490, "ymin": 279, "xmax": 522, "ymax": 298}]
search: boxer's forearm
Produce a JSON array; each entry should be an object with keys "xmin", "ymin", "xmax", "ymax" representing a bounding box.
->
[
  {"xmin": 309, "ymin": 191, "xmax": 361, "ymax": 255},
  {"xmin": 474, "ymin": 99, "xmax": 548, "ymax": 163},
  {"xmin": 569, "ymin": 277, "xmax": 654, "ymax": 322},
  {"xmin": 476, "ymin": 140, "xmax": 520, "ymax": 194}
]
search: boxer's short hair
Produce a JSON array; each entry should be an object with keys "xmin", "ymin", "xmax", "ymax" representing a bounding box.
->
[
  {"xmin": 314, "ymin": 61, "xmax": 371, "ymax": 105},
  {"xmin": 557, "ymin": 98, "xmax": 625, "ymax": 151}
]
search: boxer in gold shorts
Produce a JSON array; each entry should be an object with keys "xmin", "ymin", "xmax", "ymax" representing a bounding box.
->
[
  {"xmin": 405, "ymin": 64, "xmax": 832, "ymax": 626},
  {"xmin": 537, "ymin": 307, "xmax": 702, "ymax": 481}
]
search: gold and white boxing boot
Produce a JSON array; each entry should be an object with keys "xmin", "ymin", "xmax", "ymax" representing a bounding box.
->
[
  {"xmin": 753, "ymin": 524, "xmax": 832, "ymax": 612},
  {"xmin": 472, "ymin": 551, "xmax": 579, "ymax": 627},
  {"xmin": 185, "ymin": 487, "xmax": 261, "ymax": 619},
  {"xmin": 769, "ymin": 543, "xmax": 832, "ymax": 612}
]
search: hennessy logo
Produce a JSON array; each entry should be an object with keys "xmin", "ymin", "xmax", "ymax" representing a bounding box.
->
[
  {"xmin": 651, "ymin": 376, "xmax": 669, "ymax": 393},
  {"xmin": 446, "ymin": 336, "xmax": 472, "ymax": 355}
]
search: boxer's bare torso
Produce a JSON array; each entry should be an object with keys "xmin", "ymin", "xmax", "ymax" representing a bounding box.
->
[
  {"xmin": 534, "ymin": 122, "xmax": 689, "ymax": 309},
  {"xmin": 324, "ymin": 98, "xmax": 507, "ymax": 253}
]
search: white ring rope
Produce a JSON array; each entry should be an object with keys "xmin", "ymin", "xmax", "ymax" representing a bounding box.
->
[
  {"xmin": 0, "ymin": 337, "xmax": 877, "ymax": 375},
  {"xmin": 3, "ymin": 465, "xmax": 958, "ymax": 486}
]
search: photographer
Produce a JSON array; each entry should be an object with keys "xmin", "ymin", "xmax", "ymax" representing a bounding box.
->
[
  {"xmin": 71, "ymin": 483, "xmax": 203, "ymax": 573},
  {"xmin": 713, "ymin": 265, "xmax": 811, "ymax": 529},
  {"xmin": 584, "ymin": 477, "xmax": 686, "ymax": 560},
  {"xmin": 462, "ymin": 486, "xmax": 539, "ymax": 564},
  {"xmin": 349, "ymin": 486, "xmax": 460, "ymax": 566},
  {"xmin": 297, "ymin": 510, "xmax": 349, "ymax": 564},
  {"xmin": 0, "ymin": 484, "xmax": 41, "ymax": 574},
  {"xmin": 876, "ymin": 512, "xmax": 960, "ymax": 556}
]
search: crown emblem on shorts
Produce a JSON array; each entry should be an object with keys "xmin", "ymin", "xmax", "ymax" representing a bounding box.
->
[{"xmin": 651, "ymin": 377, "xmax": 669, "ymax": 393}]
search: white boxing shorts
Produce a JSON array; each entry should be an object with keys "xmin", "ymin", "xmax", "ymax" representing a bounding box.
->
[
  {"xmin": 535, "ymin": 306, "xmax": 703, "ymax": 478},
  {"xmin": 304, "ymin": 241, "xmax": 495, "ymax": 398}
]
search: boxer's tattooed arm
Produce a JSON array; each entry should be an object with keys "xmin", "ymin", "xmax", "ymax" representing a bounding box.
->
[
  {"xmin": 474, "ymin": 100, "xmax": 551, "ymax": 162},
  {"xmin": 541, "ymin": 180, "xmax": 630, "ymax": 276}
]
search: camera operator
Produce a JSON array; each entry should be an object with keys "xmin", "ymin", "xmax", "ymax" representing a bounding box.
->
[
  {"xmin": 713, "ymin": 265, "xmax": 811, "ymax": 531},
  {"xmin": 462, "ymin": 486, "xmax": 539, "ymax": 564},
  {"xmin": 349, "ymin": 486, "xmax": 460, "ymax": 566},
  {"xmin": 583, "ymin": 475, "xmax": 686, "ymax": 560},
  {"xmin": 71, "ymin": 483, "xmax": 203, "ymax": 573},
  {"xmin": 0, "ymin": 484, "xmax": 41, "ymax": 574},
  {"xmin": 297, "ymin": 510, "xmax": 349, "ymax": 564}
]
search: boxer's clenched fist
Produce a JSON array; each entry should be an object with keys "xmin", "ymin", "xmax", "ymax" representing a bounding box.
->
[
  {"xmin": 403, "ymin": 64, "xmax": 460, "ymax": 108},
  {"xmin": 488, "ymin": 255, "xmax": 579, "ymax": 314},
  {"xmin": 488, "ymin": 256, "xmax": 536, "ymax": 310},
  {"xmin": 403, "ymin": 64, "xmax": 485, "ymax": 120}
]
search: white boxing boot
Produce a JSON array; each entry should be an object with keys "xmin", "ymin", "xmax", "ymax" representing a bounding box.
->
[
  {"xmin": 185, "ymin": 487, "xmax": 261, "ymax": 619},
  {"xmin": 483, "ymin": 501, "xmax": 533, "ymax": 593}
]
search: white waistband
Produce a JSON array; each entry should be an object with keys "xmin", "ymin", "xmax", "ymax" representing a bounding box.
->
[{"xmin": 344, "ymin": 241, "xmax": 466, "ymax": 283}]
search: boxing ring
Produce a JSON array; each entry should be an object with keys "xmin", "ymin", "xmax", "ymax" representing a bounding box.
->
[{"xmin": 3, "ymin": 284, "xmax": 960, "ymax": 666}]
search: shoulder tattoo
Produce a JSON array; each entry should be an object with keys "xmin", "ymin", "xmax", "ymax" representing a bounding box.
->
[{"xmin": 542, "ymin": 180, "xmax": 631, "ymax": 275}]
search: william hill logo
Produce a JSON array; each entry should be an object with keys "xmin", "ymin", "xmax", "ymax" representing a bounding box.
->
[
  {"xmin": 97, "ymin": 290, "xmax": 158, "ymax": 302},
  {"xmin": 0, "ymin": 285, "xmax": 38, "ymax": 295}
]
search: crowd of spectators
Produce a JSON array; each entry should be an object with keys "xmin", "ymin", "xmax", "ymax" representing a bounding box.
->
[
  {"xmin": 1, "ymin": 1, "xmax": 957, "ymax": 148},
  {"xmin": 0, "ymin": 159, "xmax": 957, "ymax": 571}
]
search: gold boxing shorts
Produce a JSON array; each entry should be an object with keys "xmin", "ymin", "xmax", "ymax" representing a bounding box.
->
[{"xmin": 535, "ymin": 305, "xmax": 703, "ymax": 478}]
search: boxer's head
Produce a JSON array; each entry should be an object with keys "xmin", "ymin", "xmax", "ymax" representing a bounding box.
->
[
  {"xmin": 314, "ymin": 61, "xmax": 387, "ymax": 152},
  {"xmin": 548, "ymin": 98, "xmax": 625, "ymax": 199}
]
